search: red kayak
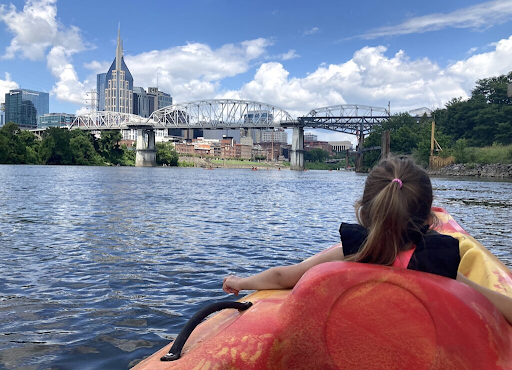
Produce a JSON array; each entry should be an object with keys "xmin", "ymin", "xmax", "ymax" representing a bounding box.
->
[{"xmin": 133, "ymin": 208, "xmax": 512, "ymax": 369}]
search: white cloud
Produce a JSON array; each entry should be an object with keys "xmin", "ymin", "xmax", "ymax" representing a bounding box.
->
[
  {"xmin": 74, "ymin": 106, "xmax": 89, "ymax": 116},
  {"xmin": 0, "ymin": 0, "xmax": 92, "ymax": 106},
  {"xmin": 47, "ymin": 46, "xmax": 91, "ymax": 105},
  {"xmin": 465, "ymin": 47, "xmax": 479, "ymax": 56},
  {"xmin": 84, "ymin": 60, "xmax": 110, "ymax": 74},
  {"xmin": 0, "ymin": 72, "xmax": 19, "ymax": 104},
  {"xmin": 278, "ymin": 49, "xmax": 300, "ymax": 61},
  {"xmin": 303, "ymin": 27, "xmax": 320, "ymax": 36},
  {"xmin": 448, "ymin": 35, "xmax": 512, "ymax": 91},
  {"xmin": 217, "ymin": 37, "xmax": 512, "ymax": 117},
  {"xmin": 359, "ymin": 0, "xmax": 512, "ymax": 39},
  {"xmin": 0, "ymin": 0, "xmax": 87, "ymax": 60},
  {"xmin": 112, "ymin": 38, "xmax": 274, "ymax": 102}
]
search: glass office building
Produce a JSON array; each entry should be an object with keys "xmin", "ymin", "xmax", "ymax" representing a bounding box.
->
[
  {"xmin": 4, "ymin": 89, "xmax": 49, "ymax": 128},
  {"xmin": 97, "ymin": 73, "xmax": 107, "ymax": 111},
  {"xmin": 38, "ymin": 113, "xmax": 76, "ymax": 128}
]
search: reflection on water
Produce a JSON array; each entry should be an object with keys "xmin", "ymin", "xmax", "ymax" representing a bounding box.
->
[{"xmin": 0, "ymin": 166, "xmax": 510, "ymax": 369}]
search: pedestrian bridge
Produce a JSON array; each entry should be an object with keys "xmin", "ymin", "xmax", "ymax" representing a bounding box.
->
[{"xmin": 69, "ymin": 99, "xmax": 295, "ymax": 130}]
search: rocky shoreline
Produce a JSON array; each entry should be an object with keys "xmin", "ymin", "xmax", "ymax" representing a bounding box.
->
[{"xmin": 428, "ymin": 163, "xmax": 512, "ymax": 179}]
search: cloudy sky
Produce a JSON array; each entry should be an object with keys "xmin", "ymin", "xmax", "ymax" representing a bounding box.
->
[{"xmin": 1, "ymin": 0, "xmax": 512, "ymax": 141}]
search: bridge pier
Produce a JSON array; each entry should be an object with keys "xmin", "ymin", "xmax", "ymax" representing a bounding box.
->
[
  {"xmin": 135, "ymin": 128, "xmax": 156, "ymax": 167},
  {"xmin": 290, "ymin": 126, "xmax": 304, "ymax": 171}
]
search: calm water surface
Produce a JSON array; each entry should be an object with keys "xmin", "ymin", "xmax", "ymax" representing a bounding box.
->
[{"xmin": 0, "ymin": 166, "xmax": 510, "ymax": 369}]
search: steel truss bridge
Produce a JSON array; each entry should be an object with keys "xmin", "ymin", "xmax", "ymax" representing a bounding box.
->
[
  {"xmin": 286, "ymin": 105, "xmax": 390, "ymax": 135},
  {"xmin": 68, "ymin": 99, "xmax": 391, "ymax": 132},
  {"xmin": 69, "ymin": 99, "xmax": 295, "ymax": 130}
]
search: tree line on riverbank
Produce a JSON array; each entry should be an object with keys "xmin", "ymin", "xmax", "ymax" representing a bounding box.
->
[
  {"xmin": 0, "ymin": 123, "xmax": 179, "ymax": 166},
  {"xmin": 362, "ymin": 72, "xmax": 512, "ymax": 168}
]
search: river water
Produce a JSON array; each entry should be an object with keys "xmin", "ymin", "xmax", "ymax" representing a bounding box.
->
[{"xmin": 0, "ymin": 165, "xmax": 510, "ymax": 369}]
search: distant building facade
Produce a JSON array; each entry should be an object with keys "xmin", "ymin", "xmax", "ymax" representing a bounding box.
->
[
  {"xmin": 147, "ymin": 87, "xmax": 172, "ymax": 112},
  {"xmin": 4, "ymin": 89, "xmax": 49, "ymax": 128},
  {"xmin": 304, "ymin": 132, "xmax": 318, "ymax": 142},
  {"xmin": 305, "ymin": 141, "xmax": 333, "ymax": 155},
  {"xmin": 0, "ymin": 109, "xmax": 4, "ymax": 126},
  {"xmin": 96, "ymin": 73, "xmax": 107, "ymax": 111},
  {"xmin": 133, "ymin": 87, "xmax": 150, "ymax": 117},
  {"xmin": 38, "ymin": 113, "xmax": 76, "ymax": 128},
  {"xmin": 203, "ymin": 129, "xmax": 239, "ymax": 142},
  {"xmin": 104, "ymin": 28, "xmax": 133, "ymax": 113},
  {"xmin": 240, "ymin": 128, "xmax": 262, "ymax": 144},
  {"xmin": 260, "ymin": 128, "xmax": 287, "ymax": 144},
  {"xmin": 329, "ymin": 140, "xmax": 352, "ymax": 152}
]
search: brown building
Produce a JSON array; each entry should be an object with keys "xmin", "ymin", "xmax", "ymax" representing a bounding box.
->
[
  {"xmin": 235, "ymin": 144, "xmax": 252, "ymax": 159},
  {"xmin": 304, "ymin": 141, "xmax": 333, "ymax": 155}
]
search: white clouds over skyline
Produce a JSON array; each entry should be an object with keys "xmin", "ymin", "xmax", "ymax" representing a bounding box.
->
[
  {"xmin": 2, "ymin": 0, "xmax": 512, "ymax": 123},
  {"xmin": 216, "ymin": 45, "xmax": 472, "ymax": 116},
  {"xmin": 359, "ymin": 0, "xmax": 512, "ymax": 39}
]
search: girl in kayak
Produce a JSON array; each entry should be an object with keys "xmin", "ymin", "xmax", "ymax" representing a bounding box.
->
[{"xmin": 223, "ymin": 156, "xmax": 512, "ymax": 324}]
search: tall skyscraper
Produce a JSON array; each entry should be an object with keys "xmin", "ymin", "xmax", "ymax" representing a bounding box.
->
[
  {"xmin": 96, "ymin": 73, "xmax": 107, "ymax": 111},
  {"xmin": 133, "ymin": 87, "xmax": 150, "ymax": 117},
  {"xmin": 147, "ymin": 87, "xmax": 172, "ymax": 113},
  {"xmin": 4, "ymin": 89, "xmax": 49, "ymax": 128},
  {"xmin": 104, "ymin": 27, "xmax": 133, "ymax": 113}
]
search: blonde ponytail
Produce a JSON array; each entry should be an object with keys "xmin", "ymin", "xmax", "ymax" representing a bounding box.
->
[{"xmin": 346, "ymin": 157, "xmax": 433, "ymax": 265}]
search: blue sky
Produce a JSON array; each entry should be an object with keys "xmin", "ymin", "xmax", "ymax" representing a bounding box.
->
[{"xmin": 1, "ymin": 0, "xmax": 512, "ymax": 141}]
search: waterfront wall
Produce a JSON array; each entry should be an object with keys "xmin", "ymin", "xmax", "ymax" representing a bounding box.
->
[{"xmin": 428, "ymin": 163, "xmax": 512, "ymax": 178}]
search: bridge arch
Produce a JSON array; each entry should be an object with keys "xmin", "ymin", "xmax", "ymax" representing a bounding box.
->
[{"xmin": 149, "ymin": 99, "xmax": 294, "ymax": 129}]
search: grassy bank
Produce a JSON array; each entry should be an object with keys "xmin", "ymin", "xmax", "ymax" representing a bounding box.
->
[
  {"xmin": 210, "ymin": 159, "xmax": 289, "ymax": 168},
  {"xmin": 453, "ymin": 142, "xmax": 512, "ymax": 164}
]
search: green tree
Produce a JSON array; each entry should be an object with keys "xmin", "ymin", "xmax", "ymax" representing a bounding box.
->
[
  {"xmin": 472, "ymin": 72, "xmax": 512, "ymax": 105},
  {"xmin": 304, "ymin": 148, "xmax": 329, "ymax": 162},
  {"xmin": 120, "ymin": 144, "xmax": 136, "ymax": 166},
  {"xmin": 434, "ymin": 71, "xmax": 512, "ymax": 147},
  {"xmin": 70, "ymin": 134, "xmax": 103, "ymax": 165},
  {"xmin": 0, "ymin": 122, "xmax": 30, "ymax": 164},
  {"xmin": 0, "ymin": 134, "xmax": 9, "ymax": 163},
  {"xmin": 18, "ymin": 129, "xmax": 40, "ymax": 164},
  {"xmin": 156, "ymin": 142, "xmax": 179, "ymax": 166},
  {"xmin": 98, "ymin": 130, "xmax": 123, "ymax": 164},
  {"xmin": 39, "ymin": 127, "xmax": 73, "ymax": 164}
]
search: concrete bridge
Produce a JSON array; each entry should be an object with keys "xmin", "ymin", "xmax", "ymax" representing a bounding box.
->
[{"xmin": 68, "ymin": 99, "xmax": 392, "ymax": 169}]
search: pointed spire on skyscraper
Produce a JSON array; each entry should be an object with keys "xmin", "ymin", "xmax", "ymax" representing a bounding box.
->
[
  {"xmin": 116, "ymin": 22, "xmax": 123, "ymax": 71},
  {"xmin": 104, "ymin": 23, "xmax": 133, "ymax": 114}
]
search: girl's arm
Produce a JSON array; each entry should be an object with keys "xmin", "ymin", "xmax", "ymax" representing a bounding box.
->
[
  {"xmin": 457, "ymin": 272, "xmax": 512, "ymax": 325},
  {"xmin": 223, "ymin": 246, "xmax": 344, "ymax": 295}
]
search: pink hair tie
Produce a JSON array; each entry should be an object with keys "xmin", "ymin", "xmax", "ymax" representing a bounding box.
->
[{"xmin": 391, "ymin": 178, "xmax": 403, "ymax": 188}]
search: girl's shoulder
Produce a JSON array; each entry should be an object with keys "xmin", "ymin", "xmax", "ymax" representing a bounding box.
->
[
  {"xmin": 339, "ymin": 223, "xmax": 367, "ymax": 256},
  {"xmin": 423, "ymin": 230, "xmax": 460, "ymax": 250},
  {"xmin": 413, "ymin": 231, "xmax": 460, "ymax": 279}
]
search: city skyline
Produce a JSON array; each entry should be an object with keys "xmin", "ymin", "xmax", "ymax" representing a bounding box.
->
[{"xmin": 1, "ymin": 0, "xmax": 512, "ymax": 142}]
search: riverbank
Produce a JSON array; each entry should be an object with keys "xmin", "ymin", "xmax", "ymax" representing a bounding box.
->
[
  {"xmin": 178, "ymin": 156, "xmax": 287, "ymax": 169},
  {"xmin": 428, "ymin": 163, "xmax": 512, "ymax": 178}
]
